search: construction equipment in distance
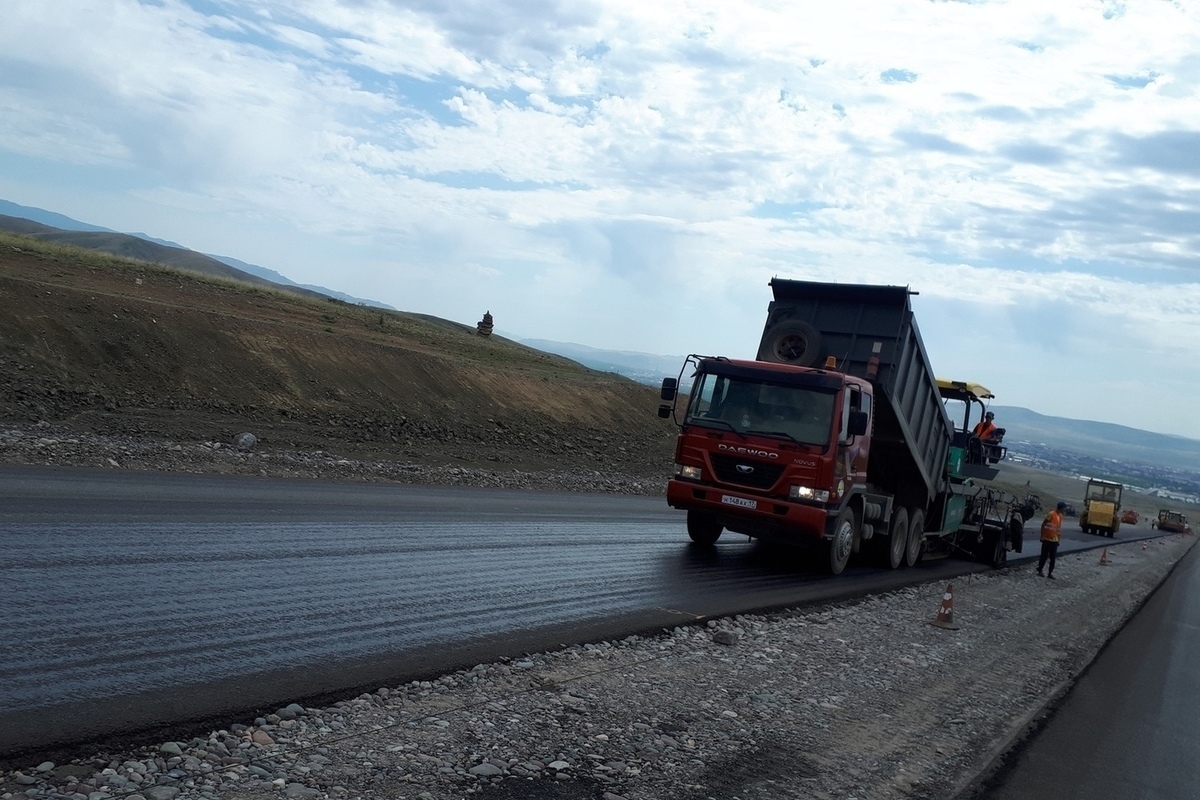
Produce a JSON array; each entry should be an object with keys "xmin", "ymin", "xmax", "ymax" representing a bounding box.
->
[
  {"xmin": 1080, "ymin": 477, "xmax": 1122, "ymax": 537},
  {"xmin": 1153, "ymin": 510, "xmax": 1191, "ymax": 534}
]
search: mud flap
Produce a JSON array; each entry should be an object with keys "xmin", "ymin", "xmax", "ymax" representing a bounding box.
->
[{"xmin": 1009, "ymin": 516, "xmax": 1024, "ymax": 554}]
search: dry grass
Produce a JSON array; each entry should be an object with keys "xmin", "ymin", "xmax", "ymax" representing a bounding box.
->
[{"xmin": 0, "ymin": 231, "xmax": 678, "ymax": 469}]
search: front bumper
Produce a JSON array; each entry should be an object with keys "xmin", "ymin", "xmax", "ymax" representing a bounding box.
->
[{"xmin": 666, "ymin": 478, "xmax": 830, "ymax": 542}]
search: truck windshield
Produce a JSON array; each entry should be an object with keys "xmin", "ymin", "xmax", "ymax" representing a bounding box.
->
[{"xmin": 685, "ymin": 372, "xmax": 835, "ymax": 446}]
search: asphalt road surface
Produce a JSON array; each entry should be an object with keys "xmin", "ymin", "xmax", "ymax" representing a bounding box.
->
[
  {"xmin": 0, "ymin": 465, "xmax": 1133, "ymax": 761},
  {"xmin": 978, "ymin": 541, "xmax": 1200, "ymax": 800}
]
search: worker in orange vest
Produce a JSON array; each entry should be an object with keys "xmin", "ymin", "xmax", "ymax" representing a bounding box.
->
[
  {"xmin": 973, "ymin": 411, "xmax": 999, "ymax": 441},
  {"xmin": 1037, "ymin": 501, "xmax": 1066, "ymax": 579}
]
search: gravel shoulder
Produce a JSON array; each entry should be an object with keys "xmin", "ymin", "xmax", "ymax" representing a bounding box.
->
[
  {"xmin": 0, "ymin": 424, "xmax": 665, "ymax": 496},
  {"xmin": 2, "ymin": 425, "xmax": 1196, "ymax": 800}
]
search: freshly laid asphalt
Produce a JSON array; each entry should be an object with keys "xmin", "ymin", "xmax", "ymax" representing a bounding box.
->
[
  {"xmin": 0, "ymin": 464, "xmax": 1171, "ymax": 769},
  {"xmin": 977, "ymin": 541, "xmax": 1200, "ymax": 800}
]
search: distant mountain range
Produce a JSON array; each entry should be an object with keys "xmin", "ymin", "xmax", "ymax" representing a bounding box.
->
[
  {"xmin": 988, "ymin": 405, "xmax": 1196, "ymax": 455},
  {"xmin": 518, "ymin": 339, "xmax": 690, "ymax": 388},
  {"xmin": 0, "ymin": 200, "xmax": 394, "ymax": 309},
  {"xmin": 520, "ymin": 338, "xmax": 1200, "ymax": 483},
  {"xmin": 4, "ymin": 197, "xmax": 1196, "ymax": 490}
]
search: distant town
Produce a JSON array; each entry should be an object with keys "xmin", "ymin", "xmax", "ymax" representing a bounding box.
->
[{"xmin": 1008, "ymin": 438, "xmax": 1200, "ymax": 506}]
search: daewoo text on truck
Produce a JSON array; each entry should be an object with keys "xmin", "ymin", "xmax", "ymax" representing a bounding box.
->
[{"xmin": 657, "ymin": 279, "xmax": 1034, "ymax": 575}]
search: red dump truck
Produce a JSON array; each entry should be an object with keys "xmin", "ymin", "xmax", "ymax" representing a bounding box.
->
[{"xmin": 657, "ymin": 279, "xmax": 1034, "ymax": 574}]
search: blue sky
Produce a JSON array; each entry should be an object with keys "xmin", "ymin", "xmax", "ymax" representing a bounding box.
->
[{"xmin": 2, "ymin": 1, "xmax": 1199, "ymax": 439}]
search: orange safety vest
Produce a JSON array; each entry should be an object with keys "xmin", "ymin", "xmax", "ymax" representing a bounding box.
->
[
  {"xmin": 973, "ymin": 420, "xmax": 997, "ymax": 440},
  {"xmin": 1040, "ymin": 510, "xmax": 1063, "ymax": 543}
]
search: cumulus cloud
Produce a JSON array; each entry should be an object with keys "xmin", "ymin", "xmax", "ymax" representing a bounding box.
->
[{"xmin": 2, "ymin": 0, "xmax": 1200, "ymax": 436}]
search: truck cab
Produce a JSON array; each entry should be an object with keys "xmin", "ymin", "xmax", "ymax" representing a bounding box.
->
[{"xmin": 660, "ymin": 355, "xmax": 872, "ymax": 566}]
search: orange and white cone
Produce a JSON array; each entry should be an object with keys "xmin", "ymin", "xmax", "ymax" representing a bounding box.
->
[
  {"xmin": 1099, "ymin": 547, "xmax": 1110, "ymax": 566},
  {"xmin": 930, "ymin": 583, "xmax": 959, "ymax": 630}
]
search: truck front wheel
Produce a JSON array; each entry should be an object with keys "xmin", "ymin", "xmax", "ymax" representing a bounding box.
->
[
  {"xmin": 686, "ymin": 511, "xmax": 722, "ymax": 546},
  {"xmin": 827, "ymin": 507, "xmax": 857, "ymax": 575}
]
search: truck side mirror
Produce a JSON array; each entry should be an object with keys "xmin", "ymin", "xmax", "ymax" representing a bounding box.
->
[
  {"xmin": 848, "ymin": 410, "xmax": 869, "ymax": 436},
  {"xmin": 660, "ymin": 378, "xmax": 678, "ymax": 401},
  {"xmin": 658, "ymin": 404, "xmax": 673, "ymax": 419}
]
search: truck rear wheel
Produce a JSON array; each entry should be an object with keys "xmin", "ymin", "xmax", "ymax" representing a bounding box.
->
[
  {"xmin": 686, "ymin": 511, "xmax": 722, "ymax": 546},
  {"xmin": 827, "ymin": 507, "xmax": 857, "ymax": 575},
  {"xmin": 885, "ymin": 507, "xmax": 908, "ymax": 569},
  {"xmin": 761, "ymin": 320, "xmax": 823, "ymax": 367},
  {"xmin": 905, "ymin": 508, "xmax": 925, "ymax": 567}
]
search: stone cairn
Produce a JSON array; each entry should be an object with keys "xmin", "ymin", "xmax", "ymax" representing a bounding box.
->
[{"xmin": 476, "ymin": 310, "xmax": 494, "ymax": 336}]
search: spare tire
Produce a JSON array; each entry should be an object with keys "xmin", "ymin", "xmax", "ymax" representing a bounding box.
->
[{"xmin": 761, "ymin": 320, "xmax": 823, "ymax": 366}]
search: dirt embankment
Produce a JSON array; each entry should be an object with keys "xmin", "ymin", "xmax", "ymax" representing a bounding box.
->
[{"xmin": 0, "ymin": 235, "xmax": 678, "ymax": 476}]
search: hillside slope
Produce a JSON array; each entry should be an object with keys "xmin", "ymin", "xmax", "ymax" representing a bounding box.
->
[
  {"xmin": 0, "ymin": 201, "xmax": 396, "ymax": 309},
  {"xmin": 0, "ymin": 233, "xmax": 677, "ymax": 475},
  {"xmin": 0, "ymin": 215, "xmax": 330, "ymax": 301}
]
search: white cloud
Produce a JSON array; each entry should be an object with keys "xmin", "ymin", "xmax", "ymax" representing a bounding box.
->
[{"xmin": 2, "ymin": 0, "xmax": 1200, "ymax": 437}]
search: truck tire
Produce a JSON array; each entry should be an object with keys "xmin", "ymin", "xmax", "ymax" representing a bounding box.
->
[
  {"xmin": 884, "ymin": 507, "xmax": 908, "ymax": 570},
  {"xmin": 978, "ymin": 529, "xmax": 1007, "ymax": 567},
  {"xmin": 905, "ymin": 508, "xmax": 925, "ymax": 568},
  {"xmin": 827, "ymin": 507, "xmax": 857, "ymax": 575},
  {"xmin": 761, "ymin": 320, "xmax": 823, "ymax": 367},
  {"xmin": 686, "ymin": 511, "xmax": 722, "ymax": 546},
  {"xmin": 1009, "ymin": 516, "xmax": 1024, "ymax": 554}
]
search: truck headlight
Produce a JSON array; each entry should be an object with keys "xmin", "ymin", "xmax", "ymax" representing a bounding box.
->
[
  {"xmin": 789, "ymin": 484, "xmax": 830, "ymax": 503},
  {"xmin": 675, "ymin": 464, "xmax": 703, "ymax": 481}
]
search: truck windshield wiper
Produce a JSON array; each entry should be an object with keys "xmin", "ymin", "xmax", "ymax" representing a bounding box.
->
[
  {"xmin": 743, "ymin": 428, "xmax": 803, "ymax": 445},
  {"xmin": 687, "ymin": 416, "xmax": 743, "ymax": 435}
]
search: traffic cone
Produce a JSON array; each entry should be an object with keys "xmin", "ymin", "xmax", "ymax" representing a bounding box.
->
[
  {"xmin": 1099, "ymin": 547, "xmax": 1109, "ymax": 566},
  {"xmin": 930, "ymin": 584, "xmax": 959, "ymax": 630},
  {"xmin": 1142, "ymin": 541, "xmax": 1148, "ymax": 551}
]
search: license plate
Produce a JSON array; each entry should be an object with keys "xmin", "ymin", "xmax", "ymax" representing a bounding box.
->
[{"xmin": 721, "ymin": 494, "xmax": 757, "ymax": 509}]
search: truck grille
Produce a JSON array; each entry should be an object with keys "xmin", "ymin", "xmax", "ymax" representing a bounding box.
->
[{"xmin": 711, "ymin": 454, "xmax": 784, "ymax": 490}]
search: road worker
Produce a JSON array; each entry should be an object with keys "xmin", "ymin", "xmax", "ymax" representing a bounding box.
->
[{"xmin": 1037, "ymin": 501, "xmax": 1066, "ymax": 579}]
